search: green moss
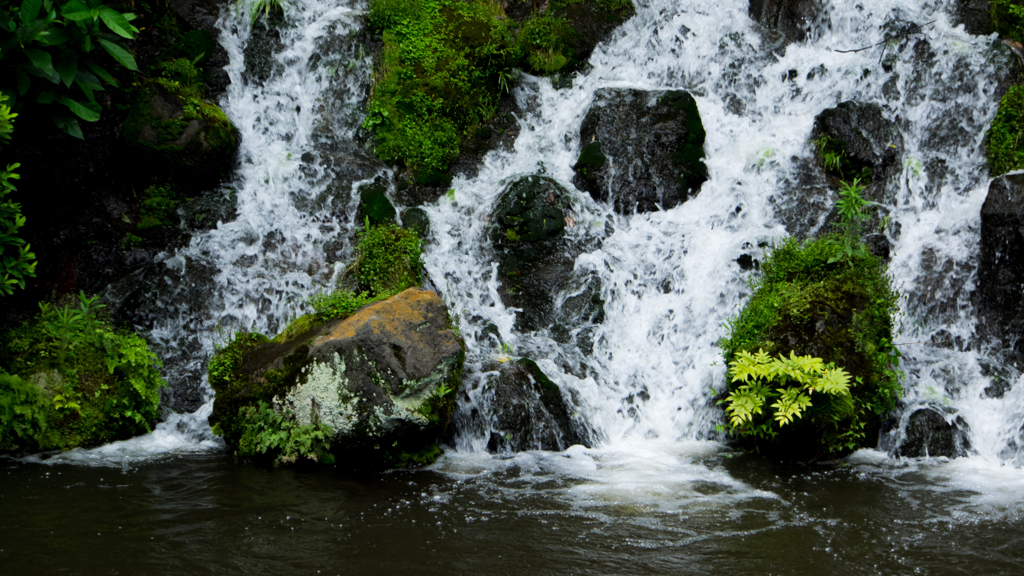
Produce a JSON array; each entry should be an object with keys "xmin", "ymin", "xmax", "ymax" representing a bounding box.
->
[
  {"xmin": 122, "ymin": 57, "xmax": 238, "ymax": 185},
  {"xmin": 574, "ymin": 141, "xmax": 606, "ymax": 183},
  {"xmin": 986, "ymin": 85, "xmax": 1024, "ymax": 176},
  {"xmin": 137, "ymin": 183, "xmax": 181, "ymax": 230},
  {"xmin": 0, "ymin": 294, "xmax": 167, "ymax": 453},
  {"xmin": 270, "ymin": 314, "xmax": 322, "ymax": 344},
  {"xmin": 719, "ymin": 235, "xmax": 902, "ymax": 461},
  {"xmin": 518, "ymin": 13, "xmax": 576, "ymax": 74},
  {"xmin": 661, "ymin": 91, "xmax": 708, "ymax": 191},
  {"xmin": 351, "ymin": 223, "xmax": 424, "ymax": 297}
]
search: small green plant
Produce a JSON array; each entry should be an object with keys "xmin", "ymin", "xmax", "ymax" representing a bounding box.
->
[
  {"xmin": 236, "ymin": 0, "xmax": 285, "ymax": 25},
  {"xmin": 721, "ymin": 349, "xmax": 853, "ymax": 437},
  {"xmin": 828, "ymin": 178, "xmax": 870, "ymax": 265},
  {"xmin": 812, "ymin": 134, "xmax": 847, "ymax": 175},
  {"xmin": 0, "ymin": 292, "xmax": 167, "ymax": 451},
  {"xmin": 500, "ymin": 341, "xmax": 513, "ymax": 356},
  {"xmin": 236, "ymin": 401, "xmax": 335, "ymax": 465}
]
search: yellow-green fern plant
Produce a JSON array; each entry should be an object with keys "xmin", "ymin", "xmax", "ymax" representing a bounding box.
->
[{"xmin": 721, "ymin": 349, "xmax": 854, "ymax": 441}]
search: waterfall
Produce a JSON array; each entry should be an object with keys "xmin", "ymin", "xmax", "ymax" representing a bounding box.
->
[{"xmin": 63, "ymin": 0, "xmax": 1024, "ymax": 489}]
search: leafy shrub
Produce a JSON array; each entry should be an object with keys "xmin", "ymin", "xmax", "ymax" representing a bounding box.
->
[
  {"xmin": 0, "ymin": 0, "xmax": 139, "ymax": 138},
  {"xmin": 986, "ymin": 85, "xmax": 1024, "ymax": 176},
  {"xmin": 0, "ymin": 292, "xmax": 167, "ymax": 451},
  {"xmin": 0, "ymin": 94, "xmax": 36, "ymax": 296},
  {"xmin": 991, "ymin": 0, "xmax": 1024, "ymax": 43},
  {"xmin": 0, "ymin": 370, "xmax": 48, "ymax": 451},
  {"xmin": 720, "ymin": 220, "xmax": 902, "ymax": 460}
]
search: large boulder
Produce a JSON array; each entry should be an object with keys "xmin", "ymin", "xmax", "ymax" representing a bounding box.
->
[
  {"xmin": 485, "ymin": 359, "xmax": 587, "ymax": 453},
  {"xmin": 974, "ymin": 173, "xmax": 1024, "ymax": 360},
  {"xmin": 894, "ymin": 407, "xmax": 971, "ymax": 458},
  {"xmin": 209, "ymin": 288, "xmax": 465, "ymax": 467},
  {"xmin": 572, "ymin": 89, "xmax": 708, "ymax": 214},
  {"xmin": 490, "ymin": 175, "xmax": 576, "ymax": 331}
]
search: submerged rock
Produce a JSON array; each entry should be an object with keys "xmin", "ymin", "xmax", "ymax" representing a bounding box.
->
[
  {"xmin": 209, "ymin": 288, "xmax": 465, "ymax": 468},
  {"xmin": 974, "ymin": 173, "xmax": 1024, "ymax": 360},
  {"xmin": 490, "ymin": 175, "xmax": 576, "ymax": 331},
  {"xmin": 485, "ymin": 359, "xmax": 587, "ymax": 453},
  {"xmin": 572, "ymin": 88, "xmax": 708, "ymax": 214},
  {"xmin": 896, "ymin": 407, "xmax": 971, "ymax": 458}
]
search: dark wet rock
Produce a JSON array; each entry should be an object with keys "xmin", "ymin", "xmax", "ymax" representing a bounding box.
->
[
  {"xmin": 211, "ymin": 288, "xmax": 465, "ymax": 467},
  {"xmin": 572, "ymin": 89, "xmax": 707, "ymax": 214},
  {"xmin": 550, "ymin": 273, "xmax": 605, "ymax": 346},
  {"xmin": 401, "ymin": 207, "xmax": 430, "ymax": 239},
  {"xmin": 179, "ymin": 187, "xmax": 239, "ymax": 231},
  {"xmin": 242, "ymin": 21, "xmax": 285, "ymax": 85},
  {"xmin": 950, "ymin": 0, "xmax": 994, "ymax": 35},
  {"xmin": 770, "ymin": 157, "xmax": 834, "ymax": 238},
  {"xmin": 748, "ymin": 0, "xmax": 827, "ymax": 44},
  {"xmin": 446, "ymin": 97, "xmax": 523, "ymax": 181},
  {"xmin": 490, "ymin": 175, "xmax": 579, "ymax": 331},
  {"xmin": 811, "ymin": 101, "xmax": 904, "ymax": 200},
  {"xmin": 974, "ymin": 173, "xmax": 1024, "ymax": 360},
  {"xmin": 485, "ymin": 359, "xmax": 587, "ymax": 453},
  {"xmin": 896, "ymin": 407, "xmax": 971, "ymax": 458},
  {"xmin": 166, "ymin": 0, "xmax": 232, "ymax": 96},
  {"xmin": 356, "ymin": 182, "xmax": 396, "ymax": 226}
]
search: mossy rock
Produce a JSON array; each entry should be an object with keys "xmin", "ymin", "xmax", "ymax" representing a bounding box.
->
[
  {"xmin": 356, "ymin": 183, "xmax": 397, "ymax": 226},
  {"xmin": 123, "ymin": 80, "xmax": 239, "ymax": 188},
  {"xmin": 401, "ymin": 207, "xmax": 430, "ymax": 238},
  {"xmin": 208, "ymin": 288, "xmax": 465, "ymax": 468},
  {"xmin": 719, "ymin": 236, "xmax": 902, "ymax": 462},
  {"xmin": 986, "ymin": 85, "xmax": 1024, "ymax": 177}
]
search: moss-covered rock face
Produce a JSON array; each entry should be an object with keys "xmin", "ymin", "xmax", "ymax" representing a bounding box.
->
[
  {"xmin": 123, "ymin": 61, "xmax": 238, "ymax": 189},
  {"xmin": 719, "ymin": 236, "xmax": 902, "ymax": 462},
  {"xmin": 209, "ymin": 288, "xmax": 465, "ymax": 468},
  {"xmin": 0, "ymin": 295, "xmax": 167, "ymax": 453},
  {"xmin": 572, "ymin": 88, "xmax": 707, "ymax": 214},
  {"xmin": 356, "ymin": 183, "xmax": 397, "ymax": 227},
  {"xmin": 986, "ymin": 86, "xmax": 1024, "ymax": 177},
  {"xmin": 364, "ymin": 0, "xmax": 634, "ymax": 176}
]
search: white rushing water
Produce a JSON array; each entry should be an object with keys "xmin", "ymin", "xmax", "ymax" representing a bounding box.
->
[{"xmin": 57, "ymin": 0, "xmax": 1024, "ymax": 507}]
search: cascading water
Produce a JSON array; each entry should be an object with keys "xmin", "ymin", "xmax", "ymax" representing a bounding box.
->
[{"xmin": 54, "ymin": 0, "xmax": 1024, "ymax": 498}]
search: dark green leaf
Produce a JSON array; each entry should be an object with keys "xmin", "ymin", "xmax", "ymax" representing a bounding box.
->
[
  {"xmin": 58, "ymin": 96, "xmax": 100, "ymax": 121},
  {"xmin": 54, "ymin": 116, "xmax": 83, "ymax": 139},
  {"xmin": 21, "ymin": 0, "xmax": 42, "ymax": 26},
  {"xmin": 98, "ymin": 7, "xmax": 135, "ymax": 39},
  {"xmin": 37, "ymin": 90, "xmax": 56, "ymax": 103},
  {"xmin": 38, "ymin": 28, "xmax": 70, "ymax": 46},
  {"xmin": 98, "ymin": 38, "xmax": 137, "ymax": 71},
  {"xmin": 60, "ymin": 0, "xmax": 93, "ymax": 21},
  {"xmin": 54, "ymin": 52, "xmax": 78, "ymax": 88},
  {"xmin": 86, "ymin": 62, "xmax": 117, "ymax": 87},
  {"xmin": 24, "ymin": 49, "xmax": 56, "ymax": 77}
]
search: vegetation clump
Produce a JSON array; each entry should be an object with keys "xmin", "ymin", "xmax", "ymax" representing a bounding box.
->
[
  {"xmin": 719, "ymin": 181, "xmax": 902, "ymax": 461},
  {"xmin": 0, "ymin": 292, "xmax": 167, "ymax": 452},
  {"xmin": 986, "ymin": 85, "xmax": 1024, "ymax": 176},
  {"xmin": 364, "ymin": 0, "xmax": 635, "ymax": 174}
]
